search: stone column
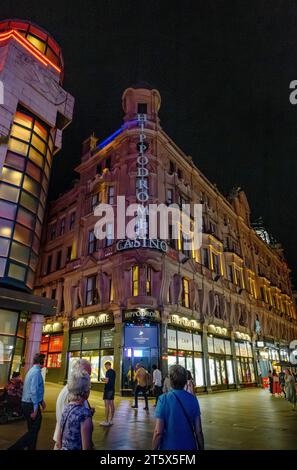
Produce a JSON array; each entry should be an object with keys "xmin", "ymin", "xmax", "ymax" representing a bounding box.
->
[
  {"xmin": 202, "ymin": 324, "xmax": 211, "ymax": 392},
  {"xmin": 113, "ymin": 309, "xmax": 123, "ymax": 395},
  {"xmin": 59, "ymin": 319, "xmax": 70, "ymax": 384},
  {"xmin": 23, "ymin": 314, "xmax": 44, "ymax": 374},
  {"xmin": 230, "ymin": 330, "xmax": 240, "ymax": 389}
]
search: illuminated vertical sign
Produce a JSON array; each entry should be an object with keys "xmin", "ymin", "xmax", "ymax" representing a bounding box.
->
[{"xmin": 136, "ymin": 113, "xmax": 149, "ymax": 238}]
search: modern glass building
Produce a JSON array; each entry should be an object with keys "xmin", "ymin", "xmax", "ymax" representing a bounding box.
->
[{"xmin": 0, "ymin": 19, "xmax": 74, "ymax": 388}]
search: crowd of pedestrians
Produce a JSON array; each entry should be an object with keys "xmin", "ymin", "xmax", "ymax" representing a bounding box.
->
[
  {"xmin": 268, "ymin": 368, "xmax": 297, "ymax": 410},
  {"xmin": 5, "ymin": 354, "xmax": 204, "ymax": 451}
]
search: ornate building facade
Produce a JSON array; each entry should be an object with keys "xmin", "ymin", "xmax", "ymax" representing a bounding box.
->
[
  {"xmin": 35, "ymin": 84, "xmax": 297, "ymax": 393},
  {"xmin": 0, "ymin": 19, "xmax": 74, "ymax": 388}
]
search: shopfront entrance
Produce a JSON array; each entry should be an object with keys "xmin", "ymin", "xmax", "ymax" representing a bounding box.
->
[{"xmin": 122, "ymin": 320, "xmax": 160, "ymax": 394}]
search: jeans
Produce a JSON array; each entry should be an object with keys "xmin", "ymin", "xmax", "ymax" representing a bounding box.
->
[
  {"xmin": 8, "ymin": 402, "xmax": 42, "ymax": 450},
  {"xmin": 134, "ymin": 385, "xmax": 148, "ymax": 408}
]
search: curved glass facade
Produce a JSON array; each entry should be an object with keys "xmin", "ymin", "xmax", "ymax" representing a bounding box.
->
[{"xmin": 0, "ymin": 109, "xmax": 54, "ymax": 291}]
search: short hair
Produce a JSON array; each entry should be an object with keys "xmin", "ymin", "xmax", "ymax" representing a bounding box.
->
[
  {"xmin": 186, "ymin": 370, "xmax": 193, "ymax": 381},
  {"xmin": 105, "ymin": 361, "xmax": 111, "ymax": 367},
  {"xmin": 169, "ymin": 364, "xmax": 187, "ymax": 390},
  {"xmin": 33, "ymin": 353, "xmax": 45, "ymax": 365},
  {"xmin": 152, "ymin": 364, "xmax": 157, "ymax": 370},
  {"xmin": 67, "ymin": 369, "xmax": 90, "ymax": 402},
  {"xmin": 12, "ymin": 371, "xmax": 20, "ymax": 378},
  {"xmin": 71, "ymin": 358, "xmax": 91, "ymax": 374}
]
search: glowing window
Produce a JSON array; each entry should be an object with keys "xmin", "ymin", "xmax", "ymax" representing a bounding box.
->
[
  {"xmin": 0, "ymin": 238, "xmax": 10, "ymax": 257},
  {"xmin": 132, "ymin": 266, "xmax": 139, "ymax": 296},
  {"xmin": 0, "ymin": 201, "xmax": 17, "ymax": 220},
  {"xmin": 11, "ymin": 124, "xmax": 31, "ymax": 142},
  {"xmin": 10, "ymin": 241, "xmax": 30, "ymax": 265},
  {"xmin": 0, "ymin": 218, "xmax": 13, "ymax": 238},
  {"xmin": 26, "ymin": 161, "xmax": 42, "ymax": 182},
  {"xmin": 16, "ymin": 207, "xmax": 35, "ymax": 230},
  {"xmin": 182, "ymin": 278, "xmax": 190, "ymax": 308},
  {"xmin": 8, "ymin": 138, "xmax": 29, "ymax": 156},
  {"xmin": 34, "ymin": 121, "xmax": 47, "ymax": 140},
  {"xmin": 31, "ymin": 134, "xmax": 46, "ymax": 154},
  {"xmin": 23, "ymin": 175, "xmax": 40, "ymax": 197},
  {"xmin": 5, "ymin": 152, "xmax": 26, "ymax": 171},
  {"xmin": 0, "ymin": 183, "xmax": 20, "ymax": 203},
  {"xmin": 13, "ymin": 224, "xmax": 32, "ymax": 246},
  {"xmin": 28, "ymin": 147, "xmax": 43, "ymax": 168},
  {"xmin": 8, "ymin": 262, "xmax": 26, "ymax": 281},
  {"xmin": 1, "ymin": 167, "xmax": 23, "ymax": 186},
  {"xmin": 27, "ymin": 34, "xmax": 46, "ymax": 53},
  {"xmin": 20, "ymin": 191, "xmax": 38, "ymax": 214},
  {"xmin": 14, "ymin": 112, "xmax": 33, "ymax": 129}
]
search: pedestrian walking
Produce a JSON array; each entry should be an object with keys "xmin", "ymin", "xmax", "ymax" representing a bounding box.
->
[
  {"xmin": 7, "ymin": 353, "xmax": 46, "ymax": 450},
  {"xmin": 272, "ymin": 370, "xmax": 281, "ymax": 396},
  {"xmin": 279, "ymin": 370, "xmax": 286, "ymax": 398},
  {"xmin": 53, "ymin": 359, "xmax": 95, "ymax": 449},
  {"xmin": 132, "ymin": 363, "xmax": 149, "ymax": 410},
  {"xmin": 56, "ymin": 368, "xmax": 93, "ymax": 450},
  {"xmin": 152, "ymin": 364, "xmax": 204, "ymax": 451},
  {"xmin": 185, "ymin": 370, "xmax": 195, "ymax": 395},
  {"xmin": 162, "ymin": 374, "xmax": 171, "ymax": 393},
  {"xmin": 284, "ymin": 369, "xmax": 296, "ymax": 411},
  {"xmin": 100, "ymin": 361, "xmax": 116, "ymax": 427},
  {"xmin": 268, "ymin": 369, "xmax": 273, "ymax": 394},
  {"xmin": 152, "ymin": 364, "xmax": 162, "ymax": 406}
]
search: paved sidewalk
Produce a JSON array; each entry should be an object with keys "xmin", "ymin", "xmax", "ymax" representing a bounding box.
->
[{"xmin": 0, "ymin": 383, "xmax": 296, "ymax": 450}]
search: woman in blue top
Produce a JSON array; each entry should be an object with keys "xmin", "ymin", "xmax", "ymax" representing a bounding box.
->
[
  {"xmin": 152, "ymin": 364, "xmax": 204, "ymax": 450},
  {"xmin": 56, "ymin": 369, "xmax": 93, "ymax": 450}
]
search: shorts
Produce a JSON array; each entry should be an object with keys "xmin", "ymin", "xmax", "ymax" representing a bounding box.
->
[{"xmin": 103, "ymin": 389, "xmax": 115, "ymax": 400}]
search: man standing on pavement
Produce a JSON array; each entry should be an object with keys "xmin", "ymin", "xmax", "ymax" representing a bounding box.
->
[
  {"xmin": 8, "ymin": 353, "xmax": 46, "ymax": 450},
  {"xmin": 152, "ymin": 364, "xmax": 162, "ymax": 406},
  {"xmin": 132, "ymin": 363, "xmax": 149, "ymax": 410},
  {"xmin": 100, "ymin": 361, "xmax": 116, "ymax": 427}
]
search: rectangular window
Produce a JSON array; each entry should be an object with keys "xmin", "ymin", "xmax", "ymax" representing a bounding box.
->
[
  {"xmin": 202, "ymin": 248, "xmax": 209, "ymax": 269},
  {"xmin": 49, "ymin": 223, "xmax": 56, "ymax": 241},
  {"xmin": 109, "ymin": 279, "xmax": 114, "ymax": 302},
  {"xmin": 56, "ymin": 250, "xmax": 62, "ymax": 271},
  {"xmin": 86, "ymin": 276, "xmax": 97, "ymax": 306},
  {"xmin": 227, "ymin": 265, "xmax": 234, "ymax": 283},
  {"xmin": 46, "ymin": 255, "xmax": 52, "ymax": 275},
  {"xmin": 97, "ymin": 163, "xmax": 102, "ymax": 175},
  {"xmin": 167, "ymin": 189, "xmax": 174, "ymax": 204},
  {"xmin": 137, "ymin": 103, "xmax": 147, "ymax": 114},
  {"xmin": 60, "ymin": 218, "xmax": 66, "ymax": 236},
  {"xmin": 235, "ymin": 268, "xmax": 242, "ymax": 288},
  {"xmin": 91, "ymin": 193, "xmax": 99, "ymax": 212},
  {"xmin": 182, "ymin": 278, "xmax": 190, "ymax": 308},
  {"xmin": 169, "ymin": 161, "xmax": 175, "ymax": 175},
  {"xmin": 132, "ymin": 266, "xmax": 139, "ymax": 296},
  {"xmin": 69, "ymin": 212, "xmax": 75, "ymax": 230},
  {"xmin": 212, "ymin": 253, "xmax": 220, "ymax": 275},
  {"xmin": 107, "ymin": 186, "xmax": 115, "ymax": 205},
  {"xmin": 60, "ymin": 286, "xmax": 64, "ymax": 312},
  {"xmin": 146, "ymin": 266, "xmax": 152, "ymax": 295},
  {"xmin": 88, "ymin": 230, "xmax": 96, "ymax": 254},
  {"xmin": 105, "ymin": 222, "xmax": 113, "ymax": 247},
  {"xmin": 51, "ymin": 288, "xmax": 56, "ymax": 300},
  {"xmin": 66, "ymin": 245, "xmax": 72, "ymax": 263}
]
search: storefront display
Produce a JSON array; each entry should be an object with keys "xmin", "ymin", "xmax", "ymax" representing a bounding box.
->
[
  {"xmin": 235, "ymin": 340, "xmax": 255, "ymax": 383},
  {"xmin": 207, "ymin": 335, "xmax": 235, "ymax": 387},
  {"xmin": 68, "ymin": 327, "xmax": 114, "ymax": 383},
  {"xmin": 167, "ymin": 328, "xmax": 204, "ymax": 387}
]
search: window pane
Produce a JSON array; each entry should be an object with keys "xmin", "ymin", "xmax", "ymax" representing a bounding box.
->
[
  {"xmin": 34, "ymin": 121, "xmax": 48, "ymax": 141},
  {"xmin": 0, "ymin": 201, "xmax": 17, "ymax": 220},
  {"xmin": 27, "ymin": 34, "xmax": 46, "ymax": 53},
  {"xmin": 29, "ymin": 251, "xmax": 38, "ymax": 271},
  {"xmin": 26, "ymin": 161, "xmax": 42, "ymax": 182},
  {"xmin": 0, "ymin": 218, "xmax": 13, "ymax": 238},
  {"xmin": 0, "ymin": 258, "xmax": 6, "ymax": 276},
  {"xmin": 11, "ymin": 124, "xmax": 31, "ymax": 142},
  {"xmin": 10, "ymin": 241, "xmax": 30, "ymax": 264},
  {"xmin": 8, "ymin": 262, "xmax": 26, "ymax": 281},
  {"xmin": 46, "ymin": 46, "xmax": 59, "ymax": 65},
  {"xmin": 29, "ymin": 147, "xmax": 43, "ymax": 168},
  {"xmin": 8, "ymin": 138, "xmax": 29, "ymax": 156},
  {"xmin": 31, "ymin": 134, "xmax": 46, "ymax": 154},
  {"xmin": 69, "ymin": 332, "xmax": 82, "ymax": 351},
  {"xmin": 2, "ymin": 167, "xmax": 23, "ymax": 187},
  {"xmin": 14, "ymin": 112, "xmax": 33, "ymax": 129},
  {"xmin": 44, "ymin": 163, "xmax": 50, "ymax": 180},
  {"xmin": 20, "ymin": 191, "xmax": 38, "ymax": 213},
  {"xmin": 0, "ymin": 183, "xmax": 20, "ymax": 203},
  {"xmin": 82, "ymin": 330, "xmax": 100, "ymax": 350},
  {"xmin": 0, "ymin": 238, "xmax": 10, "ymax": 257},
  {"xmin": 26, "ymin": 268, "xmax": 35, "ymax": 289},
  {"xmin": 23, "ymin": 175, "xmax": 40, "ymax": 197},
  {"xmin": 5, "ymin": 152, "xmax": 25, "ymax": 171},
  {"xmin": 13, "ymin": 223, "xmax": 32, "ymax": 246},
  {"xmin": 17, "ymin": 207, "xmax": 35, "ymax": 229}
]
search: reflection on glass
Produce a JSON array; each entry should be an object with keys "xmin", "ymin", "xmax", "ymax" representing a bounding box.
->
[
  {"xmin": 209, "ymin": 358, "xmax": 216, "ymax": 385},
  {"xmin": 216, "ymin": 359, "xmax": 222, "ymax": 384},
  {"xmin": 194, "ymin": 357, "xmax": 204, "ymax": 386},
  {"xmin": 226, "ymin": 359, "xmax": 234, "ymax": 384}
]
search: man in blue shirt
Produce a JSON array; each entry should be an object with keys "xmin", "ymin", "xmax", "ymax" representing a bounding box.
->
[
  {"xmin": 152, "ymin": 364, "xmax": 204, "ymax": 450},
  {"xmin": 8, "ymin": 353, "xmax": 46, "ymax": 450}
]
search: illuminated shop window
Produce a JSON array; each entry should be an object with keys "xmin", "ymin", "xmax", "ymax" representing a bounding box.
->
[
  {"xmin": 109, "ymin": 279, "xmax": 114, "ymax": 302},
  {"xmin": 182, "ymin": 278, "xmax": 190, "ymax": 308},
  {"xmin": 146, "ymin": 266, "xmax": 152, "ymax": 295},
  {"xmin": 132, "ymin": 266, "xmax": 139, "ymax": 297}
]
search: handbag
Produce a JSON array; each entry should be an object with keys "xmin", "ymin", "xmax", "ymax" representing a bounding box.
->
[{"xmin": 172, "ymin": 392, "xmax": 200, "ymax": 450}]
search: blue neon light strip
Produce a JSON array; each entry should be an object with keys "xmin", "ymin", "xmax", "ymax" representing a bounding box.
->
[{"xmin": 96, "ymin": 119, "xmax": 140, "ymax": 151}]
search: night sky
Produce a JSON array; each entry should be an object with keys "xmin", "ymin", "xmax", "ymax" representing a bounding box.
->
[{"xmin": 1, "ymin": 1, "xmax": 297, "ymax": 284}]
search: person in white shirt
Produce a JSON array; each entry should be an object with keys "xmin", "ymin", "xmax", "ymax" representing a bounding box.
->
[
  {"xmin": 152, "ymin": 364, "xmax": 162, "ymax": 407},
  {"xmin": 53, "ymin": 359, "xmax": 94, "ymax": 449}
]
